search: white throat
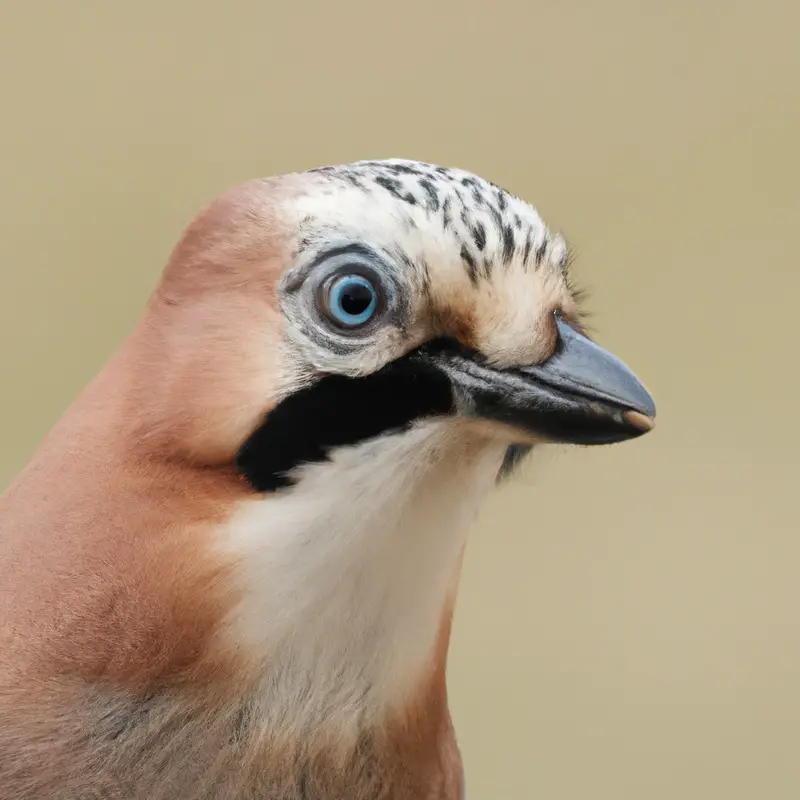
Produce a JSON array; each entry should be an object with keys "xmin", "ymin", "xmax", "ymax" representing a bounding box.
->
[{"xmin": 219, "ymin": 419, "xmax": 506, "ymax": 735}]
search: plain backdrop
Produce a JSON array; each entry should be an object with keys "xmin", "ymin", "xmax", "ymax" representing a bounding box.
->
[{"xmin": 1, "ymin": 2, "xmax": 798, "ymax": 797}]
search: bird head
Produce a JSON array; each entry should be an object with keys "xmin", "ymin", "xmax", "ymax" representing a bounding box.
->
[{"xmin": 141, "ymin": 159, "xmax": 654, "ymax": 487}]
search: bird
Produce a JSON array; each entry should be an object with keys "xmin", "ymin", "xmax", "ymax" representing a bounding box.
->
[{"xmin": 0, "ymin": 158, "xmax": 655, "ymax": 799}]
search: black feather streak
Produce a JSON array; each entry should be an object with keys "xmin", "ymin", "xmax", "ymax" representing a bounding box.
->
[
  {"xmin": 460, "ymin": 244, "xmax": 479, "ymax": 285},
  {"xmin": 535, "ymin": 237, "xmax": 549, "ymax": 266},
  {"xmin": 236, "ymin": 350, "xmax": 454, "ymax": 492},
  {"xmin": 387, "ymin": 163, "xmax": 423, "ymax": 176},
  {"xmin": 496, "ymin": 189, "xmax": 508, "ymax": 212},
  {"xmin": 344, "ymin": 173, "xmax": 363, "ymax": 190},
  {"xmin": 471, "ymin": 221, "xmax": 486, "ymax": 251},
  {"xmin": 522, "ymin": 229, "xmax": 534, "ymax": 267},
  {"xmin": 501, "ymin": 225, "xmax": 516, "ymax": 263},
  {"xmin": 418, "ymin": 178, "xmax": 440, "ymax": 211},
  {"xmin": 374, "ymin": 176, "xmax": 417, "ymax": 206},
  {"xmin": 497, "ymin": 444, "xmax": 533, "ymax": 482},
  {"xmin": 441, "ymin": 196, "xmax": 452, "ymax": 230}
]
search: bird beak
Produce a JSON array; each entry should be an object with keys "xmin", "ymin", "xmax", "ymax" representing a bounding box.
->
[{"xmin": 419, "ymin": 312, "xmax": 656, "ymax": 445}]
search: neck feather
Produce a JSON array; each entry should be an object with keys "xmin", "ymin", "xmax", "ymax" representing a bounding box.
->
[{"xmin": 219, "ymin": 420, "xmax": 505, "ymax": 740}]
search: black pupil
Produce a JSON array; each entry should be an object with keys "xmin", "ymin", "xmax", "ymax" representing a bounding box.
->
[{"xmin": 340, "ymin": 282, "xmax": 373, "ymax": 316}]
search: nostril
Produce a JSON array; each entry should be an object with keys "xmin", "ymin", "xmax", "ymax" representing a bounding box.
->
[
  {"xmin": 552, "ymin": 309, "xmax": 593, "ymax": 348},
  {"xmin": 553, "ymin": 308, "xmax": 582, "ymax": 333},
  {"xmin": 538, "ymin": 309, "xmax": 569, "ymax": 361}
]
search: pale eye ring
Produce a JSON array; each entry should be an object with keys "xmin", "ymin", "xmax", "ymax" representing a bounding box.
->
[{"xmin": 323, "ymin": 273, "xmax": 379, "ymax": 328}]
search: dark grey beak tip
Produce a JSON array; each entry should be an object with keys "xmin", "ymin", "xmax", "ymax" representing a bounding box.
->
[
  {"xmin": 637, "ymin": 391, "xmax": 657, "ymax": 420},
  {"xmin": 611, "ymin": 367, "xmax": 656, "ymax": 422}
]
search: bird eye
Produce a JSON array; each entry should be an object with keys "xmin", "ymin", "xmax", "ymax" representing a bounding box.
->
[{"xmin": 323, "ymin": 273, "xmax": 379, "ymax": 328}]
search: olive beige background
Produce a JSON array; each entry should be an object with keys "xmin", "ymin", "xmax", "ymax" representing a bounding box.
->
[{"xmin": 1, "ymin": 2, "xmax": 798, "ymax": 797}]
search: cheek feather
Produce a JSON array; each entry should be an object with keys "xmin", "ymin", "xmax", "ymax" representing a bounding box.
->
[{"xmin": 128, "ymin": 295, "xmax": 286, "ymax": 465}]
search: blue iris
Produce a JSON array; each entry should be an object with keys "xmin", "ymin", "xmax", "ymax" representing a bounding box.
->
[{"xmin": 327, "ymin": 274, "xmax": 378, "ymax": 327}]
